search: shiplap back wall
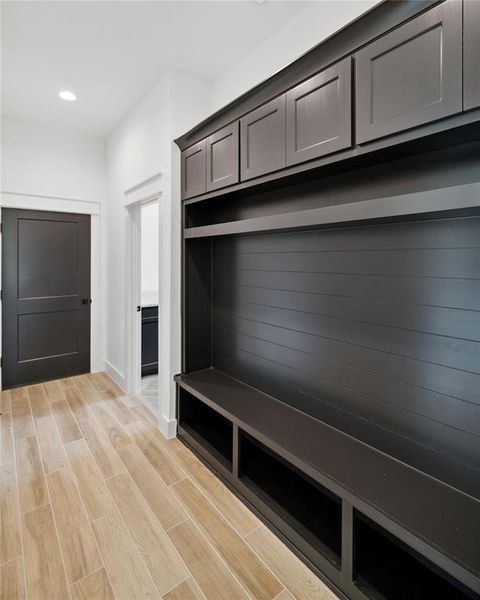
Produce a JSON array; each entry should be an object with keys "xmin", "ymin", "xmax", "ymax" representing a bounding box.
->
[{"xmin": 212, "ymin": 216, "xmax": 480, "ymax": 498}]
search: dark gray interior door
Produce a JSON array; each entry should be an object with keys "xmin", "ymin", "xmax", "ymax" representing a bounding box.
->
[{"xmin": 2, "ymin": 209, "xmax": 91, "ymax": 388}]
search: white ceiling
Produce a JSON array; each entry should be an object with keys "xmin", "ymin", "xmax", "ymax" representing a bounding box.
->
[{"xmin": 1, "ymin": 0, "xmax": 312, "ymax": 137}]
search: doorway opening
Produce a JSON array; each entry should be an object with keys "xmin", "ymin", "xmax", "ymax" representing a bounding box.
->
[
  {"xmin": 139, "ymin": 201, "xmax": 159, "ymax": 410},
  {"xmin": 125, "ymin": 197, "xmax": 160, "ymax": 415}
]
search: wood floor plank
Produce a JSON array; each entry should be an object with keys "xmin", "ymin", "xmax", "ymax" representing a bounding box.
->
[
  {"xmin": 92, "ymin": 513, "xmax": 157, "ymax": 600},
  {"xmin": 100, "ymin": 373, "xmax": 125, "ymax": 397},
  {"xmin": 22, "ymin": 504, "xmax": 70, "ymax": 600},
  {"xmin": 126, "ymin": 421, "xmax": 185, "ymax": 486},
  {"xmin": 28, "ymin": 385, "xmax": 66, "ymax": 474},
  {"xmin": 64, "ymin": 439, "xmax": 116, "ymax": 521},
  {"xmin": 57, "ymin": 378, "xmax": 77, "ymax": 390},
  {"xmin": 126, "ymin": 418, "xmax": 182, "ymax": 454},
  {"xmin": 64, "ymin": 386, "xmax": 91, "ymax": 424},
  {"xmin": 173, "ymin": 447, "xmax": 260, "ymax": 537},
  {"xmin": 73, "ymin": 375, "xmax": 102, "ymax": 404},
  {"xmin": 102, "ymin": 395, "xmax": 137, "ymax": 426},
  {"xmin": 15, "ymin": 435, "xmax": 48, "ymax": 512},
  {"xmin": 172, "ymin": 478, "xmax": 282, "ymax": 600},
  {"xmin": 11, "ymin": 396, "xmax": 35, "ymax": 441},
  {"xmin": 1, "ymin": 413, "xmax": 14, "ymax": 464},
  {"xmin": 168, "ymin": 520, "xmax": 248, "ymax": 600},
  {"xmin": 43, "ymin": 380, "xmax": 65, "ymax": 403},
  {"xmin": 0, "ymin": 389, "xmax": 12, "ymax": 415},
  {"xmin": 245, "ymin": 526, "xmax": 337, "ymax": 600},
  {"xmin": 1, "ymin": 558, "xmax": 26, "ymax": 600},
  {"xmin": 162, "ymin": 578, "xmax": 205, "ymax": 600},
  {"xmin": 71, "ymin": 568, "xmax": 115, "ymax": 600},
  {"xmin": 51, "ymin": 399, "xmax": 82, "ymax": 443},
  {"xmin": 130, "ymin": 403, "xmax": 157, "ymax": 427},
  {"xmin": 117, "ymin": 444, "xmax": 185, "ymax": 531},
  {"xmin": 107, "ymin": 472, "xmax": 189, "ymax": 595},
  {"xmin": 116, "ymin": 394, "xmax": 140, "ymax": 409},
  {"xmin": 0, "ymin": 461, "xmax": 22, "ymax": 564},
  {"xmin": 47, "ymin": 468, "xmax": 102, "ymax": 583},
  {"xmin": 274, "ymin": 590, "xmax": 296, "ymax": 600},
  {"xmin": 77, "ymin": 419, "xmax": 125, "ymax": 480},
  {"xmin": 10, "ymin": 388, "xmax": 28, "ymax": 403},
  {"xmin": 89, "ymin": 403, "xmax": 131, "ymax": 450}
]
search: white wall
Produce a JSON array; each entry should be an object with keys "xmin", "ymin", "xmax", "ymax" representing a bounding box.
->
[
  {"xmin": 104, "ymin": 69, "xmax": 211, "ymax": 435},
  {"xmin": 0, "ymin": 116, "xmax": 108, "ymax": 379},
  {"xmin": 141, "ymin": 202, "xmax": 159, "ymax": 306},
  {"xmin": 1, "ymin": 116, "xmax": 106, "ymax": 203},
  {"xmin": 211, "ymin": 0, "xmax": 381, "ymax": 112}
]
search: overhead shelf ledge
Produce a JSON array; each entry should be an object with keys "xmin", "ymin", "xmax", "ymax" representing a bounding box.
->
[{"xmin": 184, "ymin": 183, "xmax": 480, "ymax": 238}]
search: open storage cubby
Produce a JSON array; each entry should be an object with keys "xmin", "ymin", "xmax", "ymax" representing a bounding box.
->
[
  {"xmin": 178, "ymin": 388, "xmax": 233, "ymax": 469},
  {"xmin": 239, "ymin": 431, "xmax": 342, "ymax": 568},
  {"xmin": 354, "ymin": 513, "xmax": 477, "ymax": 600}
]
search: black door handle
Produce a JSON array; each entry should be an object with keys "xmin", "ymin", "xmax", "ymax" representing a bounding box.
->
[
  {"xmin": 82, "ymin": 298, "xmax": 92, "ymax": 304},
  {"xmin": 137, "ymin": 306, "xmax": 141, "ymax": 312}
]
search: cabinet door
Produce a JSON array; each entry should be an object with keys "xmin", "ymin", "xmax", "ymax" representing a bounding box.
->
[
  {"xmin": 464, "ymin": 0, "xmax": 480, "ymax": 111},
  {"xmin": 286, "ymin": 59, "xmax": 351, "ymax": 166},
  {"xmin": 206, "ymin": 122, "xmax": 239, "ymax": 192},
  {"xmin": 355, "ymin": 0, "xmax": 462, "ymax": 144},
  {"xmin": 240, "ymin": 96, "xmax": 286, "ymax": 181},
  {"xmin": 181, "ymin": 139, "xmax": 206, "ymax": 200}
]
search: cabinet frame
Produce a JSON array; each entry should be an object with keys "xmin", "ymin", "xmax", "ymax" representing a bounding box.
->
[
  {"xmin": 181, "ymin": 139, "xmax": 207, "ymax": 200},
  {"xmin": 206, "ymin": 122, "xmax": 239, "ymax": 192}
]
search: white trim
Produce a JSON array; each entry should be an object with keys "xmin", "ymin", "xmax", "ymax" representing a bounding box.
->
[
  {"xmin": 0, "ymin": 200, "xmax": 103, "ymax": 389},
  {"xmin": 103, "ymin": 360, "xmax": 127, "ymax": 393},
  {"xmin": 1, "ymin": 191, "xmax": 101, "ymax": 215},
  {"xmin": 124, "ymin": 172, "xmax": 162, "ymax": 206},
  {"xmin": 158, "ymin": 414, "xmax": 178, "ymax": 439},
  {"xmin": 125, "ymin": 202, "xmax": 143, "ymax": 395}
]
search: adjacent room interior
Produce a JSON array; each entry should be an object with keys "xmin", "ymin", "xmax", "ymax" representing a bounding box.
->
[{"xmin": 1, "ymin": 1, "xmax": 479, "ymax": 600}]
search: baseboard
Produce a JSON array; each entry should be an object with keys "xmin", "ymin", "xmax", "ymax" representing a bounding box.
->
[
  {"xmin": 159, "ymin": 414, "xmax": 178, "ymax": 439},
  {"xmin": 102, "ymin": 360, "xmax": 127, "ymax": 393}
]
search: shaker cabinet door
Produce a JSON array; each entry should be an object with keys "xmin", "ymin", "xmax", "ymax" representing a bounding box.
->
[
  {"xmin": 355, "ymin": 0, "xmax": 462, "ymax": 144},
  {"xmin": 206, "ymin": 122, "xmax": 239, "ymax": 192},
  {"xmin": 240, "ymin": 96, "xmax": 286, "ymax": 181},
  {"xmin": 182, "ymin": 140, "xmax": 207, "ymax": 200},
  {"xmin": 286, "ymin": 58, "xmax": 351, "ymax": 166},
  {"xmin": 464, "ymin": 0, "xmax": 480, "ymax": 111}
]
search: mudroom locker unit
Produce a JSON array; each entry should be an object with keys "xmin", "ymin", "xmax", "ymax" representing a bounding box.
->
[{"xmin": 174, "ymin": 1, "xmax": 480, "ymax": 599}]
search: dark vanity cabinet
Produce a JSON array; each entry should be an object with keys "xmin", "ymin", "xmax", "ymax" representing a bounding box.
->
[
  {"xmin": 141, "ymin": 306, "xmax": 158, "ymax": 376},
  {"xmin": 240, "ymin": 95, "xmax": 286, "ymax": 180},
  {"xmin": 355, "ymin": 0, "xmax": 462, "ymax": 143},
  {"xmin": 464, "ymin": 0, "xmax": 480, "ymax": 111},
  {"xmin": 206, "ymin": 122, "xmax": 239, "ymax": 191},
  {"xmin": 181, "ymin": 139, "xmax": 206, "ymax": 199},
  {"xmin": 286, "ymin": 58, "xmax": 351, "ymax": 165}
]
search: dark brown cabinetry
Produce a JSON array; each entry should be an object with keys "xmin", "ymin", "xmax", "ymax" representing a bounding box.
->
[
  {"xmin": 355, "ymin": 0, "xmax": 462, "ymax": 143},
  {"xmin": 181, "ymin": 139, "xmax": 206, "ymax": 199},
  {"xmin": 464, "ymin": 0, "xmax": 480, "ymax": 111},
  {"xmin": 206, "ymin": 122, "xmax": 239, "ymax": 192},
  {"xmin": 286, "ymin": 58, "xmax": 351, "ymax": 166},
  {"xmin": 240, "ymin": 95, "xmax": 286, "ymax": 180}
]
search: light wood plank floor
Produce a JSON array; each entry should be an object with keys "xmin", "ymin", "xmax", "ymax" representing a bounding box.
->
[{"xmin": 0, "ymin": 372, "xmax": 339, "ymax": 600}]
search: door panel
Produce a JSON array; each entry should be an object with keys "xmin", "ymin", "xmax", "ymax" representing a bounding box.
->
[
  {"xmin": 206, "ymin": 122, "xmax": 239, "ymax": 192},
  {"xmin": 464, "ymin": 0, "xmax": 480, "ymax": 111},
  {"xmin": 240, "ymin": 95, "xmax": 286, "ymax": 181},
  {"xmin": 181, "ymin": 139, "xmax": 207, "ymax": 199},
  {"xmin": 355, "ymin": 0, "xmax": 462, "ymax": 143},
  {"xmin": 286, "ymin": 59, "xmax": 351, "ymax": 166},
  {"xmin": 2, "ymin": 209, "xmax": 91, "ymax": 388}
]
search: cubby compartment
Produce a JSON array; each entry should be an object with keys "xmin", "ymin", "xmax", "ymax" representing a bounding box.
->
[
  {"xmin": 239, "ymin": 431, "xmax": 342, "ymax": 567},
  {"xmin": 354, "ymin": 513, "xmax": 477, "ymax": 600},
  {"xmin": 178, "ymin": 389, "xmax": 233, "ymax": 468}
]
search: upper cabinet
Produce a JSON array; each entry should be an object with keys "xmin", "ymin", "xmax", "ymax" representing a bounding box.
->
[
  {"xmin": 182, "ymin": 140, "xmax": 207, "ymax": 199},
  {"xmin": 206, "ymin": 122, "xmax": 239, "ymax": 192},
  {"xmin": 286, "ymin": 58, "xmax": 352, "ymax": 166},
  {"xmin": 355, "ymin": 0, "xmax": 462, "ymax": 144},
  {"xmin": 240, "ymin": 96, "xmax": 286, "ymax": 181},
  {"xmin": 464, "ymin": 0, "xmax": 480, "ymax": 111}
]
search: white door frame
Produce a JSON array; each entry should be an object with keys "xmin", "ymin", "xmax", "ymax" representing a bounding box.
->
[
  {"xmin": 125, "ymin": 196, "xmax": 160, "ymax": 396},
  {"xmin": 0, "ymin": 192, "xmax": 104, "ymax": 390}
]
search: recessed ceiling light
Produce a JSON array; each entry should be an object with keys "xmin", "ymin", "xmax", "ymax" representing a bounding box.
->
[{"xmin": 59, "ymin": 90, "xmax": 77, "ymax": 102}]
